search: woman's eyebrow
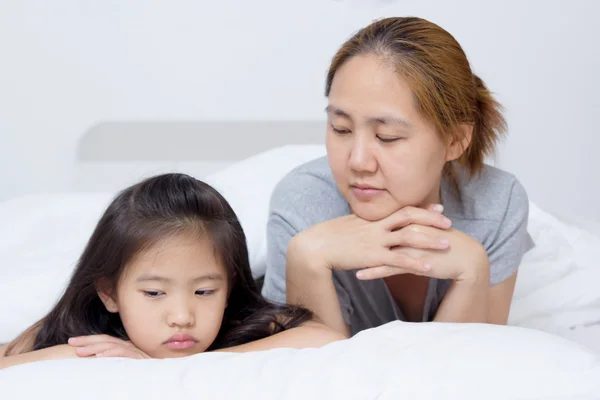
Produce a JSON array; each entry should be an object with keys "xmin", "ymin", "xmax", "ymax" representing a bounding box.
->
[
  {"xmin": 325, "ymin": 105, "xmax": 352, "ymax": 119},
  {"xmin": 325, "ymin": 105, "xmax": 412, "ymax": 129}
]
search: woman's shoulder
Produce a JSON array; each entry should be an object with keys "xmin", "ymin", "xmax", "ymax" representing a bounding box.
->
[
  {"xmin": 273, "ymin": 156, "xmax": 335, "ymax": 191},
  {"xmin": 269, "ymin": 156, "xmax": 350, "ymax": 223},
  {"xmin": 445, "ymin": 163, "xmax": 530, "ymax": 224}
]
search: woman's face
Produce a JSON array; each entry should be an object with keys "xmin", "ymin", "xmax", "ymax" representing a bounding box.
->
[{"xmin": 326, "ymin": 54, "xmax": 456, "ymax": 221}]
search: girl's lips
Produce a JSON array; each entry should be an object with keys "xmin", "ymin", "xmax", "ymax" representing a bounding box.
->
[
  {"xmin": 163, "ymin": 333, "xmax": 198, "ymax": 350},
  {"xmin": 164, "ymin": 339, "xmax": 197, "ymax": 350}
]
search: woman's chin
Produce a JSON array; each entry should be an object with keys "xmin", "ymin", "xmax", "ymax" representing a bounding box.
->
[{"xmin": 350, "ymin": 200, "xmax": 401, "ymax": 222}]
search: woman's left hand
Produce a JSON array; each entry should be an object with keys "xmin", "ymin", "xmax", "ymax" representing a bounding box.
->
[
  {"xmin": 68, "ymin": 335, "xmax": 150, "ymax": 359},
  {"xmin": 356, "ymin": 226, "xmax": 489, "ymax": 282}
]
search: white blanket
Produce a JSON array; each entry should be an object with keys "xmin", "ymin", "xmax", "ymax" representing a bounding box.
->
[{"xmin": 1, "ymin": 321, "xmax": 599, "ymax": 399}]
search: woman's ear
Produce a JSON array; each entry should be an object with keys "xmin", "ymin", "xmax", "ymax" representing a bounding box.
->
[
  {"xmin": 96, "ymin": 281, "xmax": 119, "ymax": 313},
  {"xmin": 445, "ymin": 124, "xmax": 473, "ymax": 162}
]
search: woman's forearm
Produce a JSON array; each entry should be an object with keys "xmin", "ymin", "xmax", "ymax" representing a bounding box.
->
[
  {"xmin": 434, "ymin": 262, "xmax": 490, "ymax": 323},
  {"xmin": 0, "ymin": 345, "xmax": 78, "ymax": 370},
  {"xmin": 285, "ymin": 238, "xmax": 350, "ymax": 337}
]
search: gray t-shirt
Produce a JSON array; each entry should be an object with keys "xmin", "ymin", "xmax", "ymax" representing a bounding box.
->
[{"xmin": 262, "ymin": 156, "xmax": 534, "ymax": 336}]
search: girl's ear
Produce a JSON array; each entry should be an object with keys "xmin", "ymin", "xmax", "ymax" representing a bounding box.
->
[
  {"xmin": 445, "ymin": 124, "xmax": 473, "ymax": 162},
  {"xmin": 96, "ymin": 281, "xmax": 119, "ymax": 313}
]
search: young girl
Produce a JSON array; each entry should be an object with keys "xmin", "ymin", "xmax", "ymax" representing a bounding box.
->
[{"xmin": 1, "ymin": 173, "xmax": 343, "ymax": 369}]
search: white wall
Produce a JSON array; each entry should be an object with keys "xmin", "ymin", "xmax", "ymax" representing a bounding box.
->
[{"xmin": 0, "ymin": 0, "xmax": 598, "ymax": 222}]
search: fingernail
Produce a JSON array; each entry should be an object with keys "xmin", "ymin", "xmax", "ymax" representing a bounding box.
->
[
  {"xmin": 356, "ymin": 271, "xmax": 365, "ymax": 279},
  {"xmin": 440, "ymin": 239, "xmax": 449, "ymax": 247},
  {"xmin": 423, "ymin": 263, "xmax": 432, "ymax": 271},
  {"xmin": 443, "ymin": 217, "xmax": 452, "ymax": 226},
  {"xmin": 433, "ymin": 204, "xmax": 444, "ymax": 213}
]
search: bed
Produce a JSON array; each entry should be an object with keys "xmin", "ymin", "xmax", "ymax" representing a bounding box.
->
[{"xmin": 1, "ymin": 121, "xmax": 599, "ymax": 398}]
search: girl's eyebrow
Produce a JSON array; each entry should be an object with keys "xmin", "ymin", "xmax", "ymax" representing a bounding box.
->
[
  {"xmin": 191, "ymin": 273, "xmax": 225, "ymax": 283},
  {"xmin": 135, "ymin": 273, "xmax": 225, "ymax": 283}
]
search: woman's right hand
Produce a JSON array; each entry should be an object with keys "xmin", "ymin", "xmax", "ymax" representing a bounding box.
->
[{"xmin": 289, "ymin": 205, "xmax": 452, "ymax": 275}]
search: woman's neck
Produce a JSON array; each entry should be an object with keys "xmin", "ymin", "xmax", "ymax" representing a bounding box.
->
[{"xmin": 420, "ymin": 180, "xmax": 443, "ymax": 208}]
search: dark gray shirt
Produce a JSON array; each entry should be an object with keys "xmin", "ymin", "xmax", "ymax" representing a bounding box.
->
[{"xmin": 262, "ymin": 156, "xmax": 534, "ymax": 336}]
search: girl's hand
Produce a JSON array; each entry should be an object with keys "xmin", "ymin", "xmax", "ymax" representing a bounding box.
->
[
  {"xmin": 68, "ymin": 335, "xmax": 150, "ymax": 359},
  {"xmin": 356, "ymin": 226, "xmax": 490, "ymax": 282},
  {"xmin": 290, "ymin": 204, "xmax": 452, "ymax": 275}
]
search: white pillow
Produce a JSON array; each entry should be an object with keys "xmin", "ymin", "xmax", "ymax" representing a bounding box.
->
[
  {"xmin": 202, "ymin": 144, "xmax": 327, "ymax": 277},
  {"xmin": 0, "ymin": 193, "xmax": 114, "ymax": 343}
]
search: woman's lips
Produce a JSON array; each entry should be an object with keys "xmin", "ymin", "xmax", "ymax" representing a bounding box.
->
[{"xmin": 351, "ymin": 185, "xmax": 385, "ymax": 200}]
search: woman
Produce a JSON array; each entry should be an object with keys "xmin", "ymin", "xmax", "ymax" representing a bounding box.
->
[{"xmin": 262, "ymin": 17, "xmax": 534, "ymax": 337}]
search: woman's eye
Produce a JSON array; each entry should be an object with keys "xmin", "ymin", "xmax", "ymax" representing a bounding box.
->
[
  {"xmin": 330, "ymin": 124, "xmax": 350, "ymax": 134},
  {"xmin": 195, "ymin": 289, "xmax": 215, "ymax": 296},
  {"xmin": 377, "ymin": 136, "xmax": 401, "ymax": 143},
  {"xmin": 143, "ymin": 291, "xmax": 163, "ymax": 298}
]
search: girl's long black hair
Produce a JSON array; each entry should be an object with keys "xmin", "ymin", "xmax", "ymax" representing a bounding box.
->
[{"xmin": 5, "ymin": 173, "xmax": 311, "ymax": 355}]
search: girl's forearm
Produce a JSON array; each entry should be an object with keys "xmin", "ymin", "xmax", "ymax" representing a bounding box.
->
[{"xmin": 0, "ymin": 345, "xmax": 78, "ymax": 370}]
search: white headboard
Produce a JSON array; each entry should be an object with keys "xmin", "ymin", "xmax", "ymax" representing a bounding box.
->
[{"xmin": 75, "ymin": 120, "xmax": 326, "ymax": 192}]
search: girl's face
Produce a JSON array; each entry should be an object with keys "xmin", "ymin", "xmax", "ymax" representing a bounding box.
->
[
  {"xmin": 98, "ymin": 232, "xmax": 229, "ymax": 358},
  {"xmin": 326, "ymin": 54, "xmax": 466, "ymax": 221}
]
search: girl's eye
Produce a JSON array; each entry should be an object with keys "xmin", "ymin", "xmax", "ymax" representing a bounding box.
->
[
  {"xmin": 330, "ymin": 124, "xmax": 350, "ymax": 134},
  {"xmin": 195, "ymin": 289, "xmax": 215, "ymax": 296},
  {"xmin": 143, "ymin": 290, "xmax": 164, "ymax": 298}
]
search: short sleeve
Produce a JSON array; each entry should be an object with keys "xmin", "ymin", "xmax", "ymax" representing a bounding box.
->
[
  {"xmin": 487, "ymin": 180, "xmax": 535, "ymax": 285},
  {"xmin": 261, "ymin": 212, "xmax": 293, "ymax": 304},
  {"xmin": 260, "ymin": 170, "xmax": 318, "ymax": 304}
]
